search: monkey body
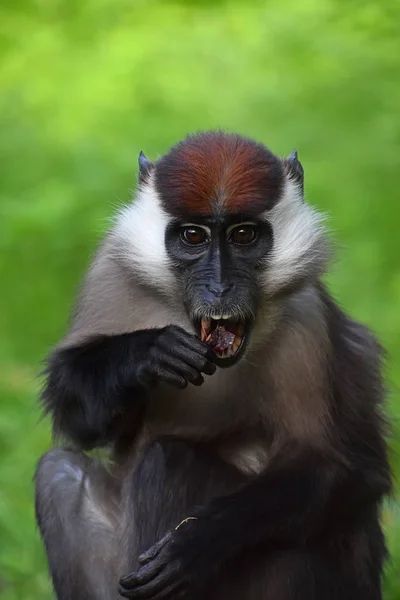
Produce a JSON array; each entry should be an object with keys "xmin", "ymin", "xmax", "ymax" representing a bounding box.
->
[{"xmin": 35, "ymin": 132, "xmax": 391, "ymax": 599}]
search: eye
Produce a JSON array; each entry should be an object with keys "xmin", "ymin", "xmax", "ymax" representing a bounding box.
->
[
  {"xmin": 229, "ymin": 224, "xmax": 258, "ymax": 245},
  {"xmin": 180, "ymin": 226, "xmax": 208, "ymax": 246}
]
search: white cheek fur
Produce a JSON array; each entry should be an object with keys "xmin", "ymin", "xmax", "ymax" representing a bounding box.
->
[
  {"xmin": 112, "ymin": 176, "xmax": 176, "ymax": 295},
  {"xmin": 263, "ymin": 179, "xmax": 329, "ymax": 294},
  {"xmin": 111, "ymin": 175, "xmax": 328, "ymax": 299}
]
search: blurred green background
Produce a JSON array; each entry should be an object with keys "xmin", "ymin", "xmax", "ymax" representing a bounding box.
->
[{"xmin": 0, "ymin": 0, "xmax": 399, "ymax": 598}]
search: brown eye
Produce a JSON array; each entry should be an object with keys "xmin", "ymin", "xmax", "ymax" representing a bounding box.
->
[
  {"xmin": 181, "ymin": 226, "xmax": 208, "ymax": 245},
  {"xmin": 229, "ymin": 225, "xmax": 257, "ymax": 245}
]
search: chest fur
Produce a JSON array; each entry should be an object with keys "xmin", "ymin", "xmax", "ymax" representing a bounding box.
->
[{"xmin": 145, "ymin": 363, "xmax": 267, "ymax": 439}]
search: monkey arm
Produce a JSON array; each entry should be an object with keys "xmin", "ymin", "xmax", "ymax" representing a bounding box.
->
[
  {"xmin": 42, "ymin": 332, "xmax": 151, "ymax": 449},
  {"xmin": 185, "ymin": 450, "xmax": 390, "ymax": 554},
  {"xmin": 119, "ymin": 445, "xmax": 391, "ymax": 599},
  {"xmin": 42, "ymin": 326, "xmax": 215, "ymax": 450},
  {"xmin": 176, "ymin": 440, "xmax": 390, "ymax": 567}
]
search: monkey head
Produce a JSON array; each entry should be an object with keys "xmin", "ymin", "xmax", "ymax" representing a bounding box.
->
[{"xmin": 114, "ymin": 131, "xmax": 329, "ymax": 367}]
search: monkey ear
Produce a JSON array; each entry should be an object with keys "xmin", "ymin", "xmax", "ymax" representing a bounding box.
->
[
  {"xmin": 283, "ymin": 150, "xmax": 304, "ymax": 192},
  {"xmin": 138, "ymin": 151, "xmax": 154, "ymax": 184}
]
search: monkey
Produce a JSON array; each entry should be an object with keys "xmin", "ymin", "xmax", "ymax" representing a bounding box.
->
[{"xmin": 35, "ymin": 131, "xmax": 392, "ymax": 600}]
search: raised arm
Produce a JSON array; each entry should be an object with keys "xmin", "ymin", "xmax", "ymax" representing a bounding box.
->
[{"xmin": 41, "ymin": 245, "xmax": 216, "ymax": 449}]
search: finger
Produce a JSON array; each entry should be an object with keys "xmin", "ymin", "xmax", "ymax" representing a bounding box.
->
[
  {"xmin": 138, "ymin": 534, "xmax": 172, "ymax": 566},
  {"xmin": 163, "ymin": 347, "xmax": 216, "ymax": 376},
  {"xmin": 205, "ymin": 346, "xmax": 219, "ymax": 364},
  {"xmin": 176, "ymin": 349, "xmax": 216, "ymax": 376},
  {"xmin": 119, "ymin": 558, "xmax": 168, "ymax": 590},
  {"xmin": 159, "ymin": 358, "xmax": 204, "ymax": 386},
  {"xmin": 148, "ymin": 366, "xmax": 187, "ymax": 389},
  {"xmin": 119, "ymin": 568, "xmax": 184, "ymax": 599},
  {"xmin": 138, "ymin": 579, "xmax": 186, "ymax": 600},
  {"xmin": 160, "ymin": 329, "xmax": 218, "ymax": 373},
  {"xmin": 163, "ymin": 328, "xmax": 209, "ymax": 356}
]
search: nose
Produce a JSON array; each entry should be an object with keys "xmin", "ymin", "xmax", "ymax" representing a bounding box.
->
[{"xmin": 205, "ymin": 282, "xmax": 234, "ymax": 297}]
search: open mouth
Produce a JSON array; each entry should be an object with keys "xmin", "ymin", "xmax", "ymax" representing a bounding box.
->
[{"xmin": 196, "ymin": 315, "xmax": 251, "ymax": 367}]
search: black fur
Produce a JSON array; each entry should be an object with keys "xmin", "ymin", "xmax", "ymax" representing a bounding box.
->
[
  {"xmin": 36, "ymin": 131, "xmax": 391, "ymax": 600},
  {"xmin": 116, "ymin": 293, "xmax": 391, "ymax": 598},
  {"xmin": 35, "ymin": 448, "xmax": 122, "ymax": 600},
  {"xmin": 118, "ymin": 436, "xmax": 387, "ymax": 600},
  {"xmin": 165, "ymin": 217, "xmax": 273, "ymax": 322},
  {"xmin": 283, "ymin": 149, "xmax": 304, "ymax": 192},
  {"xmin": 36, "ymin": 288, "xmax": 392, "ymax": 600},
  {"xmin": 138, "ymin": 151, "xmax": 154, "ymax": 185},
  {"xmin": 41, "ymin": 326, "xmax": 215, "ymax": 448}
]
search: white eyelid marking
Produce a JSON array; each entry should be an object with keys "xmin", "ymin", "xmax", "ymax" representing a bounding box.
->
[{"xmin": 226, "ymin": 221, "xmax": 258, "ymax": 236}]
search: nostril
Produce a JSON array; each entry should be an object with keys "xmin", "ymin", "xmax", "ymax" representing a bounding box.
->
[{"xmin": 206, "ymin": 283, "xmax": 233, "ymax": 297}]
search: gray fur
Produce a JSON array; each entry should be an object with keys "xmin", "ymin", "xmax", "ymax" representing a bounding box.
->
[{"xmin": 35, "ymin": 136, "xmax": 388, "ymax": 600}]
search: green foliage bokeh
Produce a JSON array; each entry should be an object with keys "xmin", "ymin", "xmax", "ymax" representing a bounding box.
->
[{"xmin": 0, "ymin": 1, "xmax": 399, "ymax": 598}]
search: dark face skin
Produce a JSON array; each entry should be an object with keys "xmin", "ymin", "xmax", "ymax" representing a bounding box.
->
[{"xmin": 165, "ymin": 213, "xmax": 274, "ymax": 366}]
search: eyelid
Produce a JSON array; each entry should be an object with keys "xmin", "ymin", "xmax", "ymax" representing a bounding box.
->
[
  {"xmin": 226, "ymin": 222, "xmax": 257, "ymax": 235},
  {"xmin": 181, "ymin": 223, "xmax": 211, "ymax": 236}
]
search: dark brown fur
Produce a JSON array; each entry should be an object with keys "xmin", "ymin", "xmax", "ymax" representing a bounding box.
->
[{"xmin": 154, "ymin": 131, "xmax": 285, "ymax": 217}]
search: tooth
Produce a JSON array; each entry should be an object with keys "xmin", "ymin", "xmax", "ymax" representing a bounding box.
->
[
  {"xmin": 232, "ymin": 335, "xmax": 241, "ymax": 353},
  {"xmin": 237, "ymin": 323, "xmax": 245, "ymax": 336},
  {"xmin": 211, "ymin": 314, "xmax": 222, "ymax": 320},
  {"xmin": 221, "ymin": 314, "xmax": 232, "ymax": 320},
  {"xmin": 200, "ymin": 319, "xmax": 211, "ymax": 342}
]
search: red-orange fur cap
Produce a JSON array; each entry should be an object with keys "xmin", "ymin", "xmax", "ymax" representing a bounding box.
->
[{"xmin": 154, "ymin": 131, "xmax": 285, "ymax": 218}]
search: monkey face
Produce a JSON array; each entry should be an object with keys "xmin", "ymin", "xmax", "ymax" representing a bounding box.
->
[
  {"xmin": 164, "ymin": 216, "xmax": 273, "ymax": 367},
  {"xmin": 113, "ymin": 132, "xmax": 329, "ymax": 366}
]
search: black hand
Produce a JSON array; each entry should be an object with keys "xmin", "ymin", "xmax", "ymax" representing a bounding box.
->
[
  {"xmin": 136, "ymin": 325, "xmax": 217, "ymax": 389},
  {"xmin": 119, "ymin": 529, "xmax": 200, "ymax": 600},
  {"xmin": 118, "ymin": 442, "xmax": 392, "ymax": 600}
]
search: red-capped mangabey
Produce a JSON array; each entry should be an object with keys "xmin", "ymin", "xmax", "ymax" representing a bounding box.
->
[{"xmin": 35, "ymin": 131, "xmax": 391, "ymax": 600}]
